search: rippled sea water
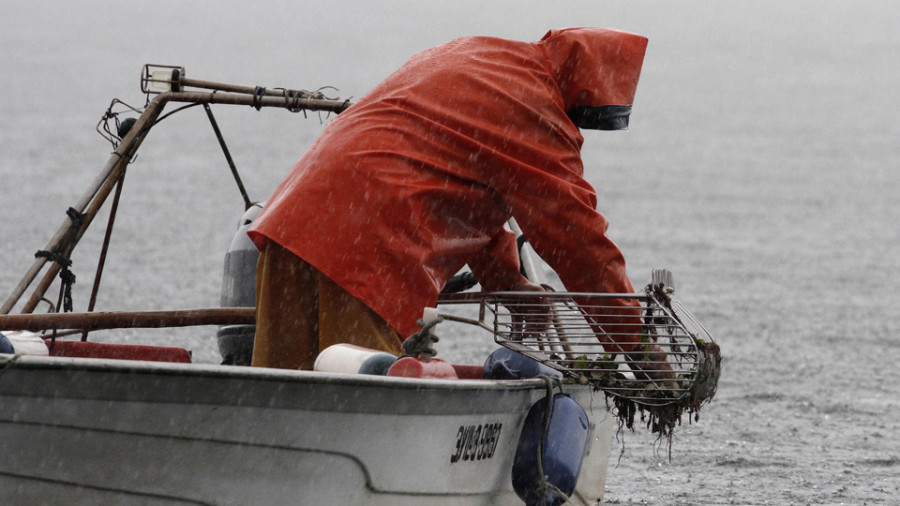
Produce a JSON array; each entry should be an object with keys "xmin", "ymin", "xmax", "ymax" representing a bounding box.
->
[{"xmin": 2, "ymin": 1, "xmax": 899, "ymax": 504}]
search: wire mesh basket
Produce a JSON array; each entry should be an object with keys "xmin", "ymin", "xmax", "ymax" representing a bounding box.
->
[{"xmin": 437, "ymin": 270, "xmax": 720, "ymax": 409}]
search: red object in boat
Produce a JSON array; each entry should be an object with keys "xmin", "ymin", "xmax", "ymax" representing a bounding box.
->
[
  {"xmin": 45, "ymin": 340, "xmax": 192, "ymax": 363},
  {"xmin": 451, "ymin": 364, "xmax": 486, "ymax": 380},
  {"xmin": 387, "ymin": 356, "xmax": 458, "ymax": 379}
]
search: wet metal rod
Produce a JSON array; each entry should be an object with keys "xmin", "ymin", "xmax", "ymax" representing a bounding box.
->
[
  {"xmin": 0, "ymin": 307, "xmax": 256, "ymax": 332},
  {"xmin": 2, "ymin": 87, "xmax": 351, "ymax": 315},
  {"xmin": 203, "ymin": 104, "xmax": 252, "ymax": 209}
]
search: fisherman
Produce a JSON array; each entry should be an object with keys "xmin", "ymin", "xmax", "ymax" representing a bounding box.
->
[{"xmin": 248, "ymin": 27, "xmax": 665, "ymax": 373}]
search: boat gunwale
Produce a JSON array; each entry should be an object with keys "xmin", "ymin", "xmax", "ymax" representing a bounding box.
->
[
  {"xmin": 0, "ymin": 354, "xmax": 589, "ymax": 416},
  {"xmin": 0, "ymin": 353, "xmax": 551, "ymax": 390}
]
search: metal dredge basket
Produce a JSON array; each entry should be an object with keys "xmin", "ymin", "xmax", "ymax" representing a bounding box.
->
[{"xmin": 439, "ymin": 270, "xmax": 720, "ymax": 410}]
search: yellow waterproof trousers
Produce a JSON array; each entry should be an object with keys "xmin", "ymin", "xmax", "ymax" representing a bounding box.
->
[{"xmin": 251, "ymin": 241, "xmax": 404, "ymax": 370}]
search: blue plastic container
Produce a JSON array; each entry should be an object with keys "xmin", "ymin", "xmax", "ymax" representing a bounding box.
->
[
  {"xmin": 483, "ymin": 347, "xmax": 562, "ymax": 380},
  {"xmin": 357, "ymin": 352, "xmax": 400, "ymax": 375},
  {"xmin": 512, "ymin": 393, "xmax": 590, "ymax": 506},
  {"xmin": 0, "ymin": 332, "xmax": 14, "ymax": 354}
]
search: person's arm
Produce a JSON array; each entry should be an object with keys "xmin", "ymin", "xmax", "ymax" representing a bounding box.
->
[
  {"xmin": 499, "ymin": 171, "xmax": 672, "ymax": 379},
  {"xmin": 466, "ymin": 227, "xmax": 529, "ymax": 292},
  {"xmin": 467, "ymin": 227, "xmax": 549, "ymax": 338},
  {"xmin": 495, "ymin": 165, "xmax": 639, "ymax": 340}
]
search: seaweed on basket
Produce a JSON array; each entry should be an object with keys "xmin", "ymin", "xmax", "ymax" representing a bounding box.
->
[{"xmin": 604, "ymin": 338, "xmax": 722, "ymax": 460}]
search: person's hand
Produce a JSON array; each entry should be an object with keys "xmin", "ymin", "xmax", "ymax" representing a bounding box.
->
[
  {"xmin": 506, "ymin": 281, "xmax": 551, "ymax": 340},
  {"xmin": 626, "ymin": 342, "xmax": 676, "ymax": 382}
]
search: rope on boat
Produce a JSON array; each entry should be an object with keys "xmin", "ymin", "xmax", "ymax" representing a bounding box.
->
[
  {"xmin": 32, "ymin": 249, "xmax": 74, "ymax": 348},
  {"xmin": 153, "ymin": 103, "xmax": 203, "ymax": 126},
  {"xmin": 534, "ymin": 374, "xmax": 569, "ymax": 505},
  {"xmin": 65, "ymin": 207, "xmax": 85, "ymax": 231},
  {"xmin": 251, "ymin": 86, "xmax": 266, "ymax": 111},
  {"xmin": 400, "ymin": 317, "xmax": 442, "ymax": 358},
  {"xmin": 33, "ymin": 245, "xmax": 77, "ymax": 349},
  {"xmin": 34, "ymin": 206, "xmax": 84, "ymax": 315},
  {"xmin": 281, "ymin": 88, "xmax": 309, "ymax": 114},
  {"xmin": 276, "ymin": 86, "xmax": 346, "ymax": 118}
]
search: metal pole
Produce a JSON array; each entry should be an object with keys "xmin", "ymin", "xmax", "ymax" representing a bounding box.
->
[
  {"xmin": 168, "ymin": 90, "xmax": 350, "ymax": 113},
  {"xmin": 179, "ymin": 77, "xmax": 334, "ymax": 101},
  {"xmin": 2, "ymin": 90, "xmax": 350, "ymax": 315},
  {"xmin": 81, "ymin": 171, "xmax": 127, "ymax": 341},
  {"xmin": 1, "ymin": 95, "xmax": 169, "ymax": 315},
  {"xmin": 0, "ymin": 307, "xmax": 256, "ymax": 332},
  {"xmin": 203, "ymin": 104, "xmax": 252, "ymax": 209}
]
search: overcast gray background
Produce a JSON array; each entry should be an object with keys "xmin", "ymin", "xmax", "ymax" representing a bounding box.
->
[{"xmin": 2, "ymin": 1, "xmax": 899, "ymax": 503}]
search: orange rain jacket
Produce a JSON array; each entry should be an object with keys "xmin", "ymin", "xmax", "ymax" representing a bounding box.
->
[{"xmin": 249, "ymin": 27, "xmax": 649, "ymax": 343}]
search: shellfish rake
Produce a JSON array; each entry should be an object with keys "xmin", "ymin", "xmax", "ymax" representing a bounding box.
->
[{"xmin": 438, "ymin": 270, "xmax": 720, "ymax": 410}]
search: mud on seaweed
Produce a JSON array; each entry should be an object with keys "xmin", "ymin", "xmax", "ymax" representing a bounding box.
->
[{"xmin": 602, "ymin": 339, "xmax": 722, "ymax": 459}]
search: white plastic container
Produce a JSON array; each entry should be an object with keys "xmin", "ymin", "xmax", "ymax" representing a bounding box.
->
[
  {"xmin": 314, "ymin": 343, "xmax": 397, "ymax": 375},
  {"xmin": 0, "ymin": 330, "xmax": 50, "ymax": 356}
]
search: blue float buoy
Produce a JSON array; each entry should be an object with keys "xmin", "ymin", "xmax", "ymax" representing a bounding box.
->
[{"xmin": 512, "ymin": 393, "xmax": 590, "ymax": 506}]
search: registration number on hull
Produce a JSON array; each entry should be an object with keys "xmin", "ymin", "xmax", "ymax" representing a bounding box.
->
[{"xmin": 450, "ymin": 422, "xmax": 502, "ymax": 463}]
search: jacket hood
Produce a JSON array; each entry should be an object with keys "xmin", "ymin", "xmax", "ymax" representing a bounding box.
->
[{"xmin": 535, "ymin": 27, "xmax": 648, "ymax": 130}]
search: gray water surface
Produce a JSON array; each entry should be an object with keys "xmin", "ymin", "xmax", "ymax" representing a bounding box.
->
[{"xmin": 2, "ymin": 1, "xmax": 899, "ymax": 504}]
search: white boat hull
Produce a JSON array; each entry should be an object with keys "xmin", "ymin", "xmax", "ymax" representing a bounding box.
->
[{"xmin": 0, "ymin": 355, "xmax": 614, "ymax": 505}]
